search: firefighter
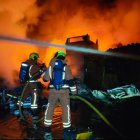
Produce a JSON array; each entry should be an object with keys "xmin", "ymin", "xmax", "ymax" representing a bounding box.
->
[
  {"xmin": 18, "ymin": 52, "xmax": 46, "ymax": 129},
  {"xmin": 42, "ymin": 50, "xmax": 77, "ymax": 139}
]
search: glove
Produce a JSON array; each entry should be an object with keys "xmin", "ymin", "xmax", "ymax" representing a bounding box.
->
[
  {"xmin": 70, "ymin": 85, "xmax": 77, "ymax": 95},
  {"xmin": 39, "ymin": 67, "xmax": 47, "ymax": 74},
  {"xmin": 67, "ymin": 79, "xmax": 77, "ymax": 95}
]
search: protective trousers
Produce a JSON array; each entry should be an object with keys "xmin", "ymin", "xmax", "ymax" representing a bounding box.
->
[
  {"xmin": 21, "ymin": 82, "xmax": 39, "ymax": 120},
  {"xmin": 44, "ymin": 89, "xmax": 71, "ymax": 128}
]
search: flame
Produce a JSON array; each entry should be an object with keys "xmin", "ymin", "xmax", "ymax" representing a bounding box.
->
[{"xmin": 0, "ymin": 0, "xmax": 140, "ymax": 87}]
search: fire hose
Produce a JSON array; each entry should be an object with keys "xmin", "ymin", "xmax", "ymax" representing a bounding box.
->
[
  {"xmin": 70, "ymin": 95, "xmax": 125, "ymax": 139},
  {"xmin": 19, "ymin": 73, "xmax": 125, "ymax": 138}
]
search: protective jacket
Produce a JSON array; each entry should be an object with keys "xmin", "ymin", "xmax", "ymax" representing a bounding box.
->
[
  {"xmin": 43, "ymin": 58, "xmax": 77, "ymax": 128},
  {"xmin": 18, "ymin": 59, "xmax": 42, "ymax": 111}
]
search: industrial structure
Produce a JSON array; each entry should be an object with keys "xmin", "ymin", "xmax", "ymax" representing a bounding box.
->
[{"xmin": 65, "ymin": 34, "xmax": 98, "ymax": 81}]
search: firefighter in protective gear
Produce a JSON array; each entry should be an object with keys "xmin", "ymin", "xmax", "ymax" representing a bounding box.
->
[
  {"xmin": 42, "ymin": 51, "xmax": 77, "ymax": 139},
  {"xmin": 18, "ymin": 52, "xmax": 45, "ymax": 129}
]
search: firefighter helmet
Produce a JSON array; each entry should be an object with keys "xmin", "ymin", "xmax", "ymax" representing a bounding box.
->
[
  {"xmin": 55, "ymin": 51, "xmax": 66, "ymax": 59},
  {"xmin": 29, "ymin": 52, "xmax": 39, "ymax": 60}
]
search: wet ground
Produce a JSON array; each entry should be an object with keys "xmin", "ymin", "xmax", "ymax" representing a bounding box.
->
[
  {"xmin": 0, "ymin": 97, "xmax": 140, "ymax": 139},
  {"xmin": 0, "ymin": 106, "xmax": 65, "ymax": 139}
]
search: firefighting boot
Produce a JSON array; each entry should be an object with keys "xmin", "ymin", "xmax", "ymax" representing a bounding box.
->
[
  {"xmin": 44, "ymin": 127, "xmax": 52, "ymax": 140},
  {"xmin": 18, "ymin": 105, "xmax": 28, "ymax": 125},
  {"xmin": 32, "ymin": 116, "xmax": 40, "ymax": 130},
  {"xmin": 31, "ymin": 109, "xmax": 40, "ymax": 130},
  {"xmin": 63, "ymin": 127, "xmax": 77, "ymax": 140}
]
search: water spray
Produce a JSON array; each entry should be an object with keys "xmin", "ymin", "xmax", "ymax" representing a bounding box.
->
[{"xmin": 0, "ymin": 35, "xmax": 140, "ymax": 60}]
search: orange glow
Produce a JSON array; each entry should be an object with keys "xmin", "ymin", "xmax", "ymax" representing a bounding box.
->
[
  {"xmin": 0, "ymin": 0, "xmax": 140, "ymax": 87},
  {"xmin": 44, "ymin": 38, "xmax": 66, "ymax": 66}
]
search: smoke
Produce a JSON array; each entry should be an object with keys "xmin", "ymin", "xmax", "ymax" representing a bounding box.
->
[
  {"xmin": 0, "ymin": 0, "xmax": 38, "ymax": 88},
  {"xmin": 21, "ymin": 0, "xmax": 140, "ymax": 50},
  {"xmin": 0, "ymin": 0, "xmax": 140, "ymax": 87}
]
